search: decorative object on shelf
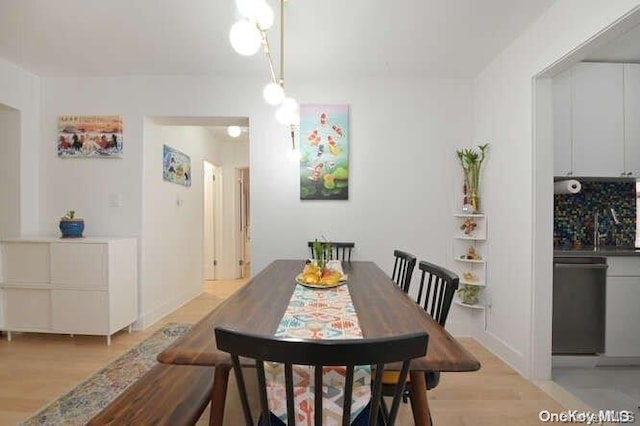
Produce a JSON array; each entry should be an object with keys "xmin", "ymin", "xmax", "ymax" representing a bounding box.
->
[
  {"xmin": 457, "ymin": 284, "xmax": 481, "ymax": 305},
  {"xmin": 461, "ymin": 246, "xmax": 482, "ymax": 260},
  {"xmin": 59, "ymin": 209, "xmax": 84, "ymax": 238},
  {"xmin": 459, "ymin": 218, "xmax": 478, "ymax": 236},
  {"xmin": 300, "ymin": 104, "xmax": 350, "ymax": 200},
  {"xmin": 162, "ymin": 145, "xmax": 191, "ymax": 187},
  {"xmin": 462, "ymin": 272, "xmax": 477, "ymax": 282},
  {"xmin": 456, "ymin": 143, "xmax": 489, "ymax": 213},
  {"xmin": 228, "ymin": 0, "xmax": 300, "ymax": 150},
  {"xmin": 57, "ymin": 115, "xmax": 123, "ymax": 158}
]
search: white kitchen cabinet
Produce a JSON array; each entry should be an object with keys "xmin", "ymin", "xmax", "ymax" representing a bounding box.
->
[
  {"xmin": 553, "ymin": 62, "xmax": 640, "ymax": 177},
  {"xmin": 0, "ymin": 237, "xmax": 137, "ymax": 345},
  {"xmin": 605, "ymin": 257, "xmax": 640, "ymax": 357},
  {"xmin": 572, "ymin": 63, "xmax": 625, "ymax": 177},
  {"xmin": 553, "ymin": 68, "xmax": 573, "ymax": 176},
  {"xmin": 624, "ymin": 64, "xmax": 640, "ymax": 176}
]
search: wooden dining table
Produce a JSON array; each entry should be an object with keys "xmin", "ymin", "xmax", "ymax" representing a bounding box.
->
[{"xmin": 157, "ymin": 259, "xmax": 480, "ymax": 426}]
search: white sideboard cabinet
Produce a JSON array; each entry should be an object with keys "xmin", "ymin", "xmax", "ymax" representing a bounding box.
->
[{"xmin": 0, "ymin": 237, "xmax": 137, "ymax": 345}]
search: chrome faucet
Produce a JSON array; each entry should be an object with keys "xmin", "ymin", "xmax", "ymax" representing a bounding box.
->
[{"xmin": 593, "ymin": 209, "xmax": 607, "ymax": 249}]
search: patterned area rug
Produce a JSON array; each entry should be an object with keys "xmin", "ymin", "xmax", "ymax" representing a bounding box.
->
[{"xmin": 21, "ymin": 323, "xmax": 191, "ymax": 426}]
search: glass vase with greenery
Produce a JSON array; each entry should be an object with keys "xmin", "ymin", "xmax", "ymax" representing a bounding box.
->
[
  {"xmin": 312, "ymin": 238, "xmax": 332, "ymax": 270},
  {"xmin": 456, "ymin": 143, "xmax": 489, "ymax": 213}
]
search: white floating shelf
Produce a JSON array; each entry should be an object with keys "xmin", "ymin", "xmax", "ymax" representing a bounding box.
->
[
  {"xmin": 453, "ymin": 214, "xmax": 486, "ymax": 218},
  {"xmin": 454, "ymin": 257, "xmax": 485, "ymax": 264},
  {"xmin": 460, "ymin": 280, "xmax": 486, "ymax": 286},
  {"xmin": 454, "ymin": 298, "xmax": 485, "ymax": 310},
  {"xmin": 454, "ymin": 235, "xmax": 486, "ymax": 241}
]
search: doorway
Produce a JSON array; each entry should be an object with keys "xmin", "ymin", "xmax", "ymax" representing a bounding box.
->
[{"xmin": 532, "ymin": 6, "xmax": 640, "ymax": 413}]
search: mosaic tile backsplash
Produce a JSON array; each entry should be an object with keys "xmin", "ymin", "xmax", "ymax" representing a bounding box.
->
[{"xmin": 554, "ymin": 180, "xmax": 636, "ymax": 249}]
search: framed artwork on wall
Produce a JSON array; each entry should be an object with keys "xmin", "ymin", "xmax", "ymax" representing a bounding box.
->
[
  {"xmin": 299, "ymin": 104, "xmax": 349, "ymax": 200},
  {"xmin": 57, "ymin": 115, "xmax": 123, "ymax": 157},
  {"xmin": 163, "ymin": 144, "xmax": 191, "ymax": 187}
]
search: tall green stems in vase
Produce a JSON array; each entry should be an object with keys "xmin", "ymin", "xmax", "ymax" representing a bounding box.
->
[{"xmin": 456, "ymin": 144, "xmax": 489, "ymax": 213}]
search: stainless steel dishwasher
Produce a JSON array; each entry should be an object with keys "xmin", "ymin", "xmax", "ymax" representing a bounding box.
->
[{"xmin": 552, "ymin": 257, "xmax": 607, "ymax": 355}]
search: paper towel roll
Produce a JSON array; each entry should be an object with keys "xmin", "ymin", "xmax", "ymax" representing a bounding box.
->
[{"xmin": 554, "ymin": 179, "xmax": 581, "ymax": 194}]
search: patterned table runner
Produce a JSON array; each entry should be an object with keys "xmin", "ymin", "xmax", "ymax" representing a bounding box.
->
[{"xmin": 266, "ymin": 283, "xmax": 371, "ymax": 425}]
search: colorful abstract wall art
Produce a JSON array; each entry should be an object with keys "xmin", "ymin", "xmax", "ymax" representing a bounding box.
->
[
  {"xmin": 163, "ymin": 145, "xmax": 191, "ymax": 187},
  {"xmin": 300, "ymin": 104, "xmax": 349, "ymax": 200},
  {"xmin": 57, "ymin": 115, "xmax": 123, "ymax": 157}
]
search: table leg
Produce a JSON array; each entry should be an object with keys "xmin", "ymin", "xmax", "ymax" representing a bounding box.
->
[
  {"xmin": 409, "ymin": 371, "xmax": 431, "ymax": 426},
  {"xmin": 209, "ymin": 365, "xmax": 231, "ymax": 426}
]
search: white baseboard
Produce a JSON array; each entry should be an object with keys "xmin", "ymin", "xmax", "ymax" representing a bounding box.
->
[
  {"xmin": 476, "ymin": 329, "xmax": 525, "ymax": 374},
  {"xmin": 552, "ymin": 355, "xmax": 640, "ymax": 368},
  {"xmin": 446, "ymin": 320, "xmax": 478, "ymax": 337},
  {"xmin": 133, "ymin": 286, "xmax": 202, "ymax": 330},
  {"xmin": 552, "ymin": 355, "xmax": 600, "ymax": 368}
]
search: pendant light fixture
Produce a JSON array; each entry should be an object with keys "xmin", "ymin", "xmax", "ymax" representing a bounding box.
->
[{"xmin": 229, "ymin": 0, "xmax": 299, "ymax": 148}]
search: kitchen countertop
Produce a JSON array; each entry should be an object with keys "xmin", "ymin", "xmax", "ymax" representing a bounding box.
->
[{"xmin": 554, "ymin": 246, "xmax": 640, "ymax": 257}]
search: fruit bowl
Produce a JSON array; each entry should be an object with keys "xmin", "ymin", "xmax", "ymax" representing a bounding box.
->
[{"xmin": 296, "ymin": 260, "xmax": 347, "ymax": 288}]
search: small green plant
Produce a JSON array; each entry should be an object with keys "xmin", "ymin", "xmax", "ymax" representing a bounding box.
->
[
  {"xmin": 457, "ymin": 284, "xmax": 481, "ymax": 305},
  {"xmin": 312, "ymin": 237, "xmax": 332, "ymax": 269},
  {"xmin": 62, "ymin": 209, "xmax": 76, "ymax": 220}
]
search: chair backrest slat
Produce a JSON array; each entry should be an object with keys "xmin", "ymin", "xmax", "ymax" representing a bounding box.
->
[
  {"xmin": 307, "ymin": 241, "xmax": 355, "ymax": 262},
  {"xmin": 215, "ymin": 327, "xmax": 429, "ymax": 426},
  {"xmin": 231, "ymin": 354, "xmax": 254, "ymax": 426},
  {"xmin": 285, "ymin": 364, "xmax": 295, "ymax": 426},
  {"xmin": 256, "ymin": 360, "xmax": 271, "ymax": 426},
  {"xmin": 391, "ymin": 249, "xmax": 417, "ymax": 293},
  {"xmin": 417, "ymin": 260, "xmax": 460, "ymax": 326}
]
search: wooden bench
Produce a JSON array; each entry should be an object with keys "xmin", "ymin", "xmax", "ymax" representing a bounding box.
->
[{"xmin": 87, "ymin": 364, "xmax": 214, "ymax": 425}]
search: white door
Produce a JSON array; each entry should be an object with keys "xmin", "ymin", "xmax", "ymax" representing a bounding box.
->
[
  {"xmin": 236, "ymin": 168, "xmax": 251, "ymax": 278},
  {"xmin": 203, "ymin": 161, "xmax": 217, "ymax": 280}
]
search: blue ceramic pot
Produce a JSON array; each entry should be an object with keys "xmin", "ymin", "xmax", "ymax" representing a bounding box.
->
[{"xmin": 59, "ymin": 219, "xmax": 85, "ymax": 238}]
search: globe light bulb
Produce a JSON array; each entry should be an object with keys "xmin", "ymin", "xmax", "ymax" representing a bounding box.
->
[
  {"xmin": 229, "ymin": 20, "xmax": 262, "ymax": 56},
  {"xmin": 255, "ymin": 1, "xmax": 274, "ymax": 30},
  {"xmin": 263, "ymin": 82, "xmax": 285, "ymax": 105},
  {"xmin": 276, "ymin": 97, "xmax": 300, "ymax": 126},
  {"xmin": 235, "ymin": 0, "xmax": 265, "ymax": 19},
  {"xmin": 227, "ymin": 126, "xmax": 242, "ymax": 138}
]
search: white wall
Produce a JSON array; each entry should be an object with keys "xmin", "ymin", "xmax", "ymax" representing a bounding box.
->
[
  {"xmin": 472, "ymin": 0, "xmax": 640, "ymax": 378},
  {"xmin": 139, "ymin": 123, "xmax": 222, "ymax": 326},
  {"xmin": 37, "ymin": 74, "xmax": 476, "ymax": 332},
  {"xmin": 0, "ymin": 58, "xmax": 40, "ymax": 235}
]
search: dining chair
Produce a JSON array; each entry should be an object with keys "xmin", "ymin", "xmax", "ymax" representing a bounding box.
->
[
  {"xmin": 307, "ymin": 241, "xmax": 355, "ymax": 262},
  {"xmin": 381, "ymin": 259, "xmax": 460, "ymax": 421},
  {"xmin": 215, "ymin": 326, "xmax": 429, "ymax": 426},
  {"xmin": 391, "ymin": 249, "xmax": 417, "ymax": 293}
]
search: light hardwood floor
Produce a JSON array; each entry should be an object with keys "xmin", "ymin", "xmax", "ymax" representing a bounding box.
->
[{"xmin": 1, "ymin": 279, "xmax": 574, "ymax": 425}]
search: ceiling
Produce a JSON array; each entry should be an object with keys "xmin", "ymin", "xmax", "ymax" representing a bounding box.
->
[{"xmin": 0, "ymin": 0, "xmax": 556, "ymax": 80}]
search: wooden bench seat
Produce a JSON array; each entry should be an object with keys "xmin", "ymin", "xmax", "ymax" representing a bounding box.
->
[{"xmin": 87, "ymin": 364, "xmax": 214, "ymax": 425}]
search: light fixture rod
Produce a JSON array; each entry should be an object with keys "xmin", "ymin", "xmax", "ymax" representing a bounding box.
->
[
  {"xmin": 262, "ymin": 34, "xmax": 278, "ymax": 84},
  {"xmin": 280, "ymin": 0, "xmax": 285, "ymax": 85}
]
